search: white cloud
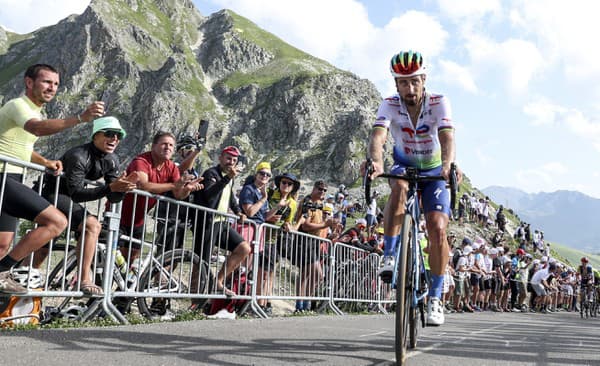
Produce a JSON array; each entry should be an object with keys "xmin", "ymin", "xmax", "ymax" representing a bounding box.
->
[
  {"xmin": 523, "ymin": 98, "xmax": 600, "ymax": 152},
  {"xmin": 438, "ymin": 60, "xmax": 477, "ymax": 93},
  {"xmin": 464, "ymin": 34, "xmax": 544, "ymax": 94},
  {"xmin": 436, "ymin": 0, "xmax": 501, "ymax": 20},
  {"xmin": 523, "ymin": 98, "xmax": 566, "ymax": 126},
  {"xmin": 0, "ymin": 0, "xmax": 88, "ymax": 34},
  {"xmin": 510, "ymin": 0, "xmax": 600, "ymax": 81},
  {"xmin": 515, "ymin": 161, "xmax": 568, "ymax": 193}
]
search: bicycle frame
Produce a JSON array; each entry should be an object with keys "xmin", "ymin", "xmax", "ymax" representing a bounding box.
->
[{"xmin": 391, "ymin": 184, "xmax": 430, "ymax": 311}]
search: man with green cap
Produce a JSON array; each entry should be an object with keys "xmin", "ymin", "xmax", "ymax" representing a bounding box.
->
[{"xmin": 33, "ymin": 116, "xmax": 138, "ymax": 295}]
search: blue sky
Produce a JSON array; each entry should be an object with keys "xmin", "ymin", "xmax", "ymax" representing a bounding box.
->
[{"xmin": 2, "ymin": 0, "xmax": 600, "ymax": 198}]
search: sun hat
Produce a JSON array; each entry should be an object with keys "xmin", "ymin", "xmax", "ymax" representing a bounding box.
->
[
  {"xmin": 274, "ymin": 172, "xmax": 300, "ymax": 193},
  {"xmin": 91, "ymin": 116, "xmax": 126, "ymax": 139}
]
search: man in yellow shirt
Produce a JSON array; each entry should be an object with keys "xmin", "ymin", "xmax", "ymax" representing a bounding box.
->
[{"xmin": 0, "ymin": 64, "xmax": 104, "ymax": 293}]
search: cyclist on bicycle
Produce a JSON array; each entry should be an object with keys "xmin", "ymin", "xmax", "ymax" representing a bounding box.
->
[
  {"xmin": 362, "ymin": 50, "xmax": 461, "ymax": 326},
  {"xmin": 578, "ymin": 257, "xmax": 595, "ymax": 305}
]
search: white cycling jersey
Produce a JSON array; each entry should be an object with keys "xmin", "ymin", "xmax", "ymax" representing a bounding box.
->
[{"xmin": 374, "ymin": 92, "xmax": 453, "ymax": 169}]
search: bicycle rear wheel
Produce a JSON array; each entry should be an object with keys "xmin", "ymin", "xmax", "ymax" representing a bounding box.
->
[
  {"xmin": 395, "ymin": 214, "xmax": 413, "ymax": 365},
  {"xmin": 136, "ymin": 249, "xmax": 208, "ymax": 319}
]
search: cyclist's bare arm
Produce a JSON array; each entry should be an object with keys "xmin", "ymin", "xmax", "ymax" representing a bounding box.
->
[
  {"xmin": 361, "ymin": 126, "xmax": 387, "ymax": 178},
  {"xmin": 439, "ymin": 129, "xmax": 461, "ymax": 182}
]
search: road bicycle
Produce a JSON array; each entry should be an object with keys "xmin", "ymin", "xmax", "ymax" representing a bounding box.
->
[
  {"xmin": 363, "ymin": 160, "xmax": 457, "ymax": 365},
  {"xmin": 45, "ymin": 223, "xmax": 209, "ymax": 322},
  {"xmin": 580, "ymin": 284, "xmax": 597, "ymax": 319}
]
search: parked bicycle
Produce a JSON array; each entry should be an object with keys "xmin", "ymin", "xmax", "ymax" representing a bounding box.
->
[
  {"xmin": 45, "ymin": 224, "xmax": 209, "ymax": 321},
  {"xmin": 363, "ymin": 159, "xmax": 457, "ymax": 365}
]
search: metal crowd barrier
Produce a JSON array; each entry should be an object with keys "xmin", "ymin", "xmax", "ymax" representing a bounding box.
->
[
  {"xmin": 0, "ymin": 153, "xmax": 391, "ymax": 324},
  {"xmin": 255, "ymin": 223, "xmax": 337, "ymax": 316}
]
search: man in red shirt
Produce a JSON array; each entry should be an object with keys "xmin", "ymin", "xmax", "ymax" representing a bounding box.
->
[{"xmin": 118, "ymin": 131, "xmax": 202, "ymax": 259}]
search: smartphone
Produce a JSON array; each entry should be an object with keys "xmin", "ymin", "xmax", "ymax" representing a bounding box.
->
[
  {"xmin": 197, "ymin": 119, "xmax": 209, "ymax": 146},
  {"xmin": 237, "ymin": 155, "xmax": 247, "ymax": 172},
  {"xmin": 101, "ymin": 90, "xmax": 111, "ymax": 114}
]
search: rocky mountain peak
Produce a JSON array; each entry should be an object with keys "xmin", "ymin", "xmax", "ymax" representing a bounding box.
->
[{"xmin": 0, "ymin": 0, "xmax": 382, "ymax": 186}]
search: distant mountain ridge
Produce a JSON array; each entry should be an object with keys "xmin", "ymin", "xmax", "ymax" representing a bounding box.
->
[{"xmin": 483, "ymin": 186, "xmax": 600, "ymax": 253}]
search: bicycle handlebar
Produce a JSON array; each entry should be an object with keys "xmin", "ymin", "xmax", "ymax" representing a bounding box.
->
[{"xmin": 363, "ymin": 158, "xmax": 458, "ymax": 211}]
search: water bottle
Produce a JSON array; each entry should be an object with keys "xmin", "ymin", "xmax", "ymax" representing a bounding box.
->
[
  {"xmin": 126, "ymin": 258, "xmax": 141, "ymax": 287},
  {"xmin": 112, "ymin": 238, "xmax": 126, "ymax": 272}
]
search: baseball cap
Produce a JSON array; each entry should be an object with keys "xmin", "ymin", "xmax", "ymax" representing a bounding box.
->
[
  {"xmin": 471, "ymin": 243, "xmax": 480, "ymax": 250},
  {"xmin": 489, "ymin": 248, "xmax": 498, "ymax": 255},
  {"xmin": 516, "ymin": 248, "xmax": 526, "ymax": 256},
  {"xmin": 356, "ymin": 218, "xmax": 367, "ymax": 227},
  {"xmin": 540, "ymin": 256, "xmax": 548, "ymax": 262},
  {"xmin": 255, "ymin": 161, "xmax": 271, "ymax": 173},
  {"xmin": 462, "ymin": 237, "xmax": 472, "ymax": 246},
  {"xmin": 221, "ymin": 146, "xmax": 241, "ymax": 157},
  {"xmin": 91, "ymin": 116, "xmax": 126, "ymax": 139},
  {"xmin": 463, "ymin": 245, "xmax": 473, "ymax": 255}
]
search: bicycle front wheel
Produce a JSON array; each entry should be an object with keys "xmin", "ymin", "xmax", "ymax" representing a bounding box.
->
[
  {"xmin": 136, "ymin": 249, "xmax": 208, "ymax": 319},
  {"xmin": 395, "ymin": 214, "xmax": 413, "ymax": 365}
]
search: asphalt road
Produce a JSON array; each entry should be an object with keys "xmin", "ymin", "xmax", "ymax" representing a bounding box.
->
[{"xmin": 1, "ymin": 310, "xmax": 599, "ymax": 365}]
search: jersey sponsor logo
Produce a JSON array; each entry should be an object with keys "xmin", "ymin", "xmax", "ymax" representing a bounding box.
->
[
  {"xmin": 434, "ymin": 188, "xmax": 443, "ymax": 199},
  {"xmin": 401, "ymin": 127, "xmax": 415, "ymax": 138},
  {"xmin": 404, "ymin": 147, "xmax": 433, "ymax": 155},
  {"xmin": 402, "ymin": 139, "xmax": 433, "ymax": 145}
]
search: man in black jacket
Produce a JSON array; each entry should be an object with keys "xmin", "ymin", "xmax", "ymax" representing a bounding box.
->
[
  {"xmin": 193, "ymin": 146, "xmax": 250, "ymax": 296},
  {"xmin": 35, "ymin": 116, "xmax": 137, "ymax": 295}
]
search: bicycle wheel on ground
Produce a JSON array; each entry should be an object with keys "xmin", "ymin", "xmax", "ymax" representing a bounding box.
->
[
  {"xmin": 45, "ymin": 251, "xmax": 86, "ymax": 320},
  {"xmin": 136, "ymin": 249, "xmax": 208, "ymax": 319},
  {"xmin": 395, "ymin": 214, "xmax": 413, "ymax": 365}
]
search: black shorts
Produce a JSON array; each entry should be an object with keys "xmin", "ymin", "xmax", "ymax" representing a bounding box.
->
[
  {"xmin": 470, "ymin": 273, "xmax": 480, "ymax": 287},
  {"xmin": 483, "ymin": 278, "xmax": 493, "ymax": 290},
  {"xmin": 0, "ymin": 174, "xmax": 51, "ymax": 231},
  {"xmin": 193, "ymin": 219, "xmax": 246, "ymax": 261},
  {"xmin": 43, "ymin": 192, "xmax": 90, "ymax": 231}
]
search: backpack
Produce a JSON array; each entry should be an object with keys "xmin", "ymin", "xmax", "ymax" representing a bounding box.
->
[
  {"xmin": 0, "ymin": 295, "xmax": 42, "ymax": 327},
  {"xmin": 452, "ymin": 249, "xmax": 462, "ymax": 269}
]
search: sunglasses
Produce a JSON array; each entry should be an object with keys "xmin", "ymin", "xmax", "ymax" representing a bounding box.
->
[
  {"xmin": 317, "ymin": 187, "xmax": 327, "ymax": 192},
  {"xmin": 101, "ymin": 130, "xmax": 124, "ymax": 140},
  {"xmin": 257, "ymin": 171, "xmax": 272, "ymax": 178},
  {"xmin": 280, "ymin": 180, "xmax": 294, "ymax": 186}
]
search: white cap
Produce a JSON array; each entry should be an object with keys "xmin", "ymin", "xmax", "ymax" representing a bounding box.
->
[
  {"xmin": 472, "ymin": 243, "xmax": 480, "ymax": 250},
  {"xmin": 541, "ymin": 256, "xmax": 548, "ymax": 262},
  {"xmin": 463, "ymin": 245, "xmax": 473, "ymax": 255},
  {"xmin": 489, "ymin": 248, "xmax": 498, "ymax": 255}
]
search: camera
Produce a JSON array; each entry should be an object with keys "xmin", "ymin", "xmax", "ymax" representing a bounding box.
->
[{"xmin": 301, "ymin": 201, "xmax": 323, "ymax": 214}]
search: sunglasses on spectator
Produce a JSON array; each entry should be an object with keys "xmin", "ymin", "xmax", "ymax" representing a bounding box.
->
[
  {"xmin": 257, "ymin": 171, "xmax": 272, "ymax": 178},
  {"xmin": 280, "ymin": 180, "xmax": 294, "ymax": 186},
  {"xmin": 101, "ymin": 129, "xmax": 124, "ymax": 140},
  {"xmin": 316, "ymin": 187, "xmax": 327, "ymax": 192}
]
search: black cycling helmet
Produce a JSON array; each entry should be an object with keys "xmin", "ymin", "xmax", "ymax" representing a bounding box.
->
[{"xmin": 177, "ymin": 135, "xmax": 197, "ymax": 151}]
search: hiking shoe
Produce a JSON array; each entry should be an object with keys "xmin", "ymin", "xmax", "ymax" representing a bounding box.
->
[
  {"xmin": 426, "ymin": 297, "xmax": 445, "ymax": 326},
  {"xmin": 0, "ymin": 270, "xmax": 27, "ymax": 294},
  {"xmin": 378, "ymin": 256, "xmax": 395, "ymax": 283}
]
